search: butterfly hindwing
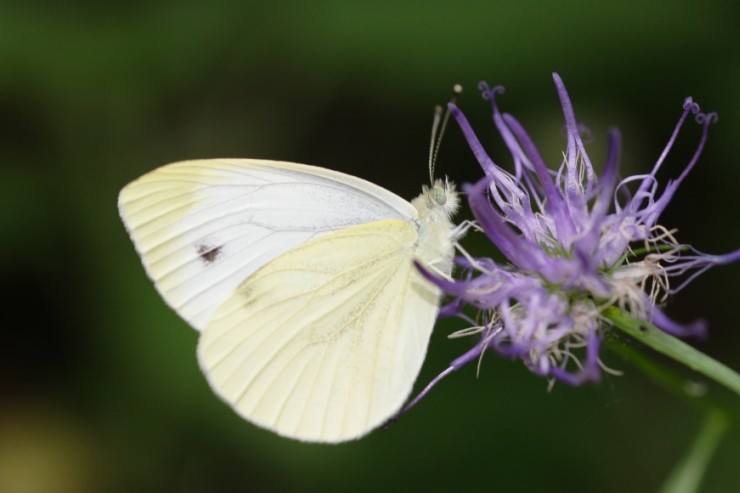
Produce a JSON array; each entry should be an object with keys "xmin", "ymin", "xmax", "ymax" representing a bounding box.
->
[{"xmin": 197, "ymin": 219, "xmax": 441, "ymax": 442}]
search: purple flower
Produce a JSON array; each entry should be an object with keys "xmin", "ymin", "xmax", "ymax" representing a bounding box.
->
[{"xmin": 418, "ymin": 74, "xmax": 740, "ymax": 393}]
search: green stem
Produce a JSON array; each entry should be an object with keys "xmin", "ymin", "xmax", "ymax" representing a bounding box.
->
[
  {"xmin": 658, "ymin": 410, "xmax": 729, "ymax": 493},
  {"xmin": 604, "ymin": 308, "xmax": 737, "ymax": 491},
  {"xmin": 603, "ymin": 306, "xmax": 740, "ymax": 397}
]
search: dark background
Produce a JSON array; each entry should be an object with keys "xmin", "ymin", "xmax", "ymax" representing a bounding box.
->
[{"xmin": 1, "ymin": 2, "xmax": 739, "ymax": 492}]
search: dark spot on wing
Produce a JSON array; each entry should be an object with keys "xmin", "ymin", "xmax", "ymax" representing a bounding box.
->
[{"xmin": 196, "ymin": 243, "xmax": 223, "ymax": 265}]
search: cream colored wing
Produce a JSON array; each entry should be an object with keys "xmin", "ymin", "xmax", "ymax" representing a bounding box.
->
[
  {"xmin": 118, "ymin": 159, "xmax": 416, "ymax": 331},
  {"xmin": 197, "ymin": 219, "xmax": 441, "ymax": 443}
]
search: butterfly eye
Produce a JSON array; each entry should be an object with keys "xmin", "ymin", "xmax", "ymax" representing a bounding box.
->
[{"xmin": 430, "ymin": 185, "xmax": 447, "ymax": 206}]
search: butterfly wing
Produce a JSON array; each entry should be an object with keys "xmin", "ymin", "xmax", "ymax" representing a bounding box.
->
[
  {"xmin": 118, "ymin": 159, "xmax": 416, "ymax": 331},
  {"xmin": 197, "ymin": 219, "xmax": 440, "ymax": 443}
]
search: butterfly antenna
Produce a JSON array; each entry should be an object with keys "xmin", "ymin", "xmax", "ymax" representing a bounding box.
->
[
  {"xmin": 428, "ymin": 105, "xmax": 443, "ymax": 184},
  {"xmin": 428, "ymin": 84, "xmax": 463, "ymax": 183}
]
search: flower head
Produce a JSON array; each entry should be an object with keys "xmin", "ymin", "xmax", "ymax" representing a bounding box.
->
[{"xmin": 416, "ymin": 74, "xmax": 739, "ymax": 394}]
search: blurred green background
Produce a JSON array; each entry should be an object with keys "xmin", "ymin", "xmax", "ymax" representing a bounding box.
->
[{"xmin": 1, "ymin": 1, "xmax": 739, "ymax": 492}]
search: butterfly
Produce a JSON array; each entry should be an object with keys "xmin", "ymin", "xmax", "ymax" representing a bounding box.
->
[
  {"xmin": 119, "ymin": 159, "xmax": 460, "ymax": 442},
  {"xmin": 118, "ymin": 157, "xmax": 460, "ymax": 443}
]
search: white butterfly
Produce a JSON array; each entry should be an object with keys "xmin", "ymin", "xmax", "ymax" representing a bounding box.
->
[{"xmin": 119, "ymin": 158, "xmax": 460, "ymax": 442}]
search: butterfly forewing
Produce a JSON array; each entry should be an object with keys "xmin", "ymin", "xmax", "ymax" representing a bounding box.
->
[{"xmin": 118, "ymin": 159, "xmax": 416, "ymax": 331}]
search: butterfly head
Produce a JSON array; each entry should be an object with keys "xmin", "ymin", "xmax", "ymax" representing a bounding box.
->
[{"xmin": 421, "ymin": 178, "xmax": 459, "ymax": 219}]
